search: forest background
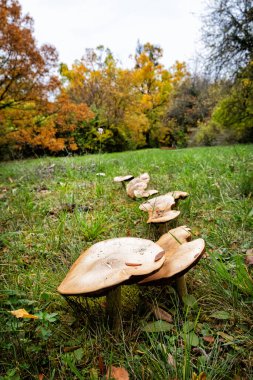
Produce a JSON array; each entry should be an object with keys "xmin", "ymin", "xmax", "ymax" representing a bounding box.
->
[{"xmin": 0, "ymin": 0, "xmax": 252, "ymax": 160}]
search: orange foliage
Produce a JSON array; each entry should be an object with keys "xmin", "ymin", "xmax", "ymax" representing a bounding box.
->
[{"xmin": 0, "ymin": 0, "xmax": 59, "ymax": 110}]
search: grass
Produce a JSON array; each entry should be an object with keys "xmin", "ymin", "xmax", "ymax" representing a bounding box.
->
[{"xmin": 0, "ymin": 145, "xmax": 252, "ymax": 379}]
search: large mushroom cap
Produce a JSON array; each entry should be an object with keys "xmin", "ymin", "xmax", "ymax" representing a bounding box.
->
[
  {"xmin": 58, "ymin": 237, "xmax": 165, "ymax": 295},
  {"xmin": 139, "ymin": 238, "xmax": 205, "ymax": 284}
]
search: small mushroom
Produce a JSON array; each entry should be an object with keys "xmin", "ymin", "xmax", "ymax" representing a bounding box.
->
[
  {"xmin": 126, "ymin": 173, "xmax": 149, "ymax": 198},
  {"xmin": 58, "ymin": 237, "xmax": 165, "ymax": 332},
  {"xmin": 140, "ymin": 194, "xmax": 180, "ymax": 233},
  {"xmin": 139, "ymin": 226, "xmax": 205, "ymax": 299},
  {"xmin": 166, "ymin": 191, "xmax": 189, "ymax": 200},
  {"xmin": 113, "ymin": 175, "xmax": 134, "ymax": 189},
  {"xmin": 126, "ymin": 173, "xmax": 158, "ymax": 199},
  {"xmin": 134, "ymin": 189, "xmax": 159, "ymax": 198}
]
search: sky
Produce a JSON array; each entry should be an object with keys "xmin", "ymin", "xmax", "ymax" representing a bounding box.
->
[{"xmin": 19, "ymin": 0, "xmax": 207, "ymax": 69}]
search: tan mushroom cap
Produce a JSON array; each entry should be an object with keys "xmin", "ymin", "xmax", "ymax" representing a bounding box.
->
[
  {"xmin": 114, "ymin": 175, "xmax": 134, "ymax": 182},
  {"xmin": 58, "ymin": 237, "xmax": 165, "ymax": 295},
  {"xmin": 134, "ymin": 189, "xmax": 159, "ymax": 198},
  {"xmin": 166, "ymin": 191, "xmax": 189, "ymax": 200},
  {"xmin": 139, "ymin": 193, "xmax": 176, "ymax": 212},
  {"xmin": 147, "ymin": 209, "xmax": 180, "ymax": 223},
  {"xmin": 139, "ymin": 237, "xmax": 205, "ymax": 284},
  {"xmin": 140, "ymin": 194, "xmax": 180, "ymax": 223},
  {"xmin": 126, "ymin": 173, "xmax": 150, "ymax": 198},
  {"xmin": 156, "ymin": 226, "xmax": 191, "ymax": 252}
]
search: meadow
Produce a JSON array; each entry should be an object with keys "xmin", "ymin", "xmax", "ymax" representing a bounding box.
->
[{"xmin": 0, "ymin": 145, "xmax": 252, "ymax": 380}]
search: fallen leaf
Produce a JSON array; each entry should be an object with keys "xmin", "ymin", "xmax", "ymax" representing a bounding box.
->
[
  {"xmin": 106, "ymin": 366, "xmax": 129, "ymax": 380},
  {"xmin": 10, "ymin": 308, "xmax": 39, "ymax": 319},
  {"xmin": 63, "ymin": 345, "xmax": 81, "ymax": 353},
  {"xmin": 203, "ymin": 336, "xmax": 215, "ymax": 343},
  {"xmin": 98, "ymin": 355, "xmax": 106, "ymax": 376},
  {"xmin": 38, "ymin": 375, "xmax": 44, "ymax": 380},
  {"xmin": 152, "ymin": 306, "xmax": 173, "ymax": 323}
]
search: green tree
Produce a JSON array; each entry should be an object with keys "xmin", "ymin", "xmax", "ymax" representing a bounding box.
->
[{"xmin": 212, "ymin": 62, "xmax": 253, "ymax": 141}]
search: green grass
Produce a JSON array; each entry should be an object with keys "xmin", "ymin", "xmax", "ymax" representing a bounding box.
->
[{"xmin": 0, "ymin": 145, "xmax": 252, "ymax": 379}]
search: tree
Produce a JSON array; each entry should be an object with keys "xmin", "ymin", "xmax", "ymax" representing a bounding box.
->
[
  {"xmin": 0, "ymin": 0, "xmax": 59, "ymax": 110},
  {"xmin": 211, "ymin": 61, "xmax": 253, "ymax": 141},
  {"xmin": 132, "ymin": 42, "xmax": 188, "ymax": 146},
  {"xmin": 61, "ymin": 46, "xmax": 136, "ymax": 152},
  {"xmin": 202, "ymin": 0, "xmax": 253, "ymax": 77},
  {"xmin": 0, "ymin": 91, "xmax": 93, "ymax": 157}
]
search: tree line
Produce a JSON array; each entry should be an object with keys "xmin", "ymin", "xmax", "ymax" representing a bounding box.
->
[{"xmin": 0, "ymin": 0, "xmax": 252, "ymax": 159}]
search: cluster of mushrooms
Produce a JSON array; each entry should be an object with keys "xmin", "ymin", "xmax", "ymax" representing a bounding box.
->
[{"xmin": 58, "ymin": 173, "xmax": 205, "ymax": 332}]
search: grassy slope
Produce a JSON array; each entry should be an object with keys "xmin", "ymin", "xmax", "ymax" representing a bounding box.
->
[{"xmin": 0, "ymin": 145, "xmax": 252, "ymax": 380}]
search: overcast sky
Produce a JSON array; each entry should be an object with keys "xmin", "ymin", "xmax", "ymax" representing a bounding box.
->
[{"xmin": 19, "ymin": 0, "xmax": 206, "ymax": 69}]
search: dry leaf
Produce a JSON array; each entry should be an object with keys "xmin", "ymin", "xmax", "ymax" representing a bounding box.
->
[
  {"xmin": 203, "ymin": 336, "xmax": 215, "ymax": 343},
  {"xmin": 63, "ymin": 345, "xmax": 81, "ymax": 353},
  {"xmin": 98, "ymin": 355, "xmax": 106, "ymax": 376},
  {"xmin": 38, "ymin": 375, "xmax": 44, "ymax": 380},
  {"xmin": 152, "ymin": 306, "xmax": 173, "ymax": 323},
  {"xmin": 106, "ymin": 366, "xmax": 129, "ymax": 380},
  {"xmin": 10, "ymin": 308, "xmax": 39, "ymax": 319}
]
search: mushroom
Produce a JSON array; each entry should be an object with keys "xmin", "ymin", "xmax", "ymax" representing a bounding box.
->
[
  {"xmin": 138, "ymin": 226, "xmax": 205, "ymax": 299},
  {"xmin": 134, "ymin": 189, "xmax": 159, "ymax": 198},
  {"xmin": 126, "ymin": 173, "xmax": 158, "ymax": 199},
  {"xmin": 113, "ymin": 175, "xmax": 134, "ymax": 189},
  {"xmin": 58, "ymin": 237, "xmax": 165, "ymax": 332},
  {"xmin": 166, "ymin": 191, "xmax": 189, "ymax": 200},
  {"xmin": 139, "ymin": 193, "xmax": 180, "ymax": 234}
]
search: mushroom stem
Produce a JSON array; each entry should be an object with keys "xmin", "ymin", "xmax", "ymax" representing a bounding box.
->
[
  {"xmin": 106, "ymin": 286, "xmax": 122, "ymax": 333},
  {"xmin": 158, "ymin": 222, "xmax": 168, "ymax": 236},
  {"xmin": 175, "ymin": 275, "xmax": 188, "ymax": 301}
]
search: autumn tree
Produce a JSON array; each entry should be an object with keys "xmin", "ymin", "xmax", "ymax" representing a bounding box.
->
[
  {"xmin": 61, "ymin": 46, "xmax": 138, "ymax": 152},
  {"xmin": 0, "ymin": 0, "xmax": 94, "ymax": 158},
  {"xmin": 0, "ymin": 0, "xmax": 59, "ymax": 110},
  {"xmin": 132, "ymin": 42, "xmax": 188, "ymax": 146}
]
